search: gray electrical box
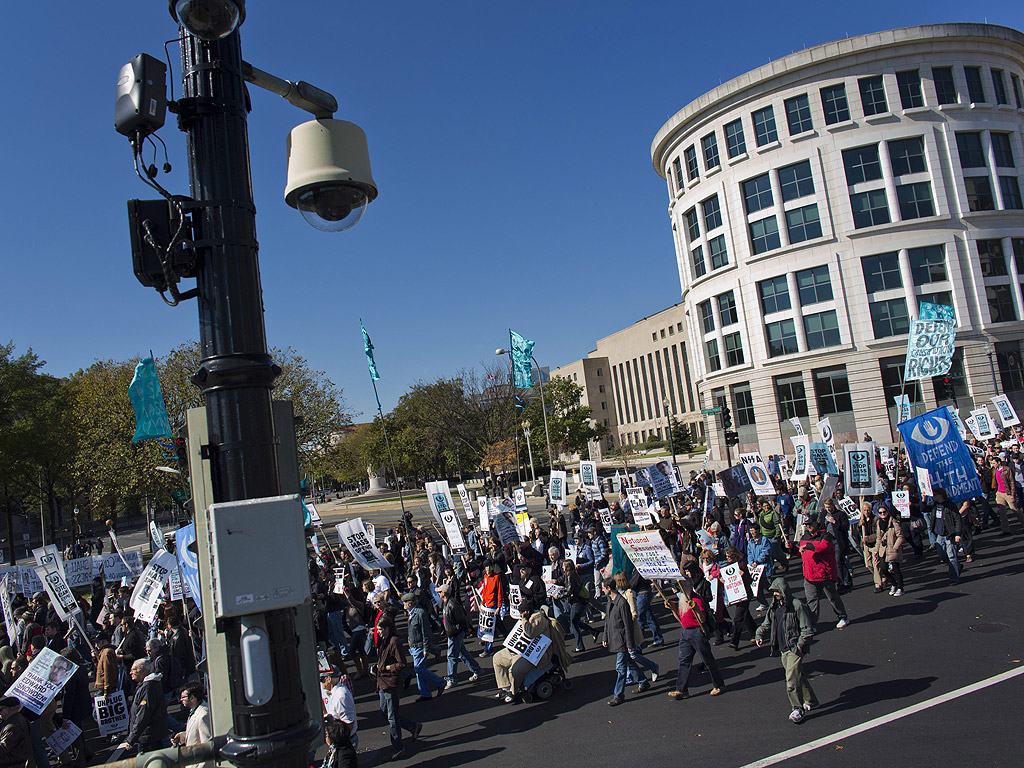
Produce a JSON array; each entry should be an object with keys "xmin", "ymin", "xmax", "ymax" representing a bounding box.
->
[{"xmin": 206, "ymin": 494, "xmax": 310, "ymax": 619}]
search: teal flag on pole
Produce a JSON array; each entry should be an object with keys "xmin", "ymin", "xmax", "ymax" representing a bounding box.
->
[
  {"xmin": 510, "ymin": 330, "xmax": 535, "ymax": 388},
  {"xmin": 128, "ymin": 356, "xmax": 172, "ymax": 442},
  {"xmin": 361, "ymin": 322, "xmax": 380, "ymax": 381}
]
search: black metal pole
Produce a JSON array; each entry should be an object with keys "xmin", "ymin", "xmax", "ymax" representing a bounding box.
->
[{"xmin": 177, "ymin": 25, "xmax": 312, "ymax": 768}]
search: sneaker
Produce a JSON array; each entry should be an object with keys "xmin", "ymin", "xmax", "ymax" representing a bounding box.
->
[
  {"xmin": 836, "ymin": 618, "xmax": 849, "ymax": 629},
  {"xmin": 710, "ymin": 686, "xmax": 725, "ymax": 696},
  {"xmin": 892, "ymin": 589, "xmax": 903, "ymax": 597},
  {"xmin": 636, "ymin": 681, "xmax": 651, "ymax": 693},
  {"xmin": 479, "ymin": 650, "xmax": 490, "ymax": 658},
  {"xmin": 789, "ymin": 707, "xmax": 804, "ymax": 724},
  {"xmin": 651, "ymin": 668, "xmax": 660, "ymax": 683},
  {"xmin": 390, "ymin": 748, "xmax": 406, "ymax": 760},
  {"xmin": 607, "ymin": 697, "xmax": 624, "ymax": 706},
  {"xmin": 468, "ymin": 672, "xmax": 479, "ymax": 682},
  {"xmin": 667, "ymin": 690, "xmax": 689, "ymax": 700},
  {"xmin": 444, "ymin": 679, "xmax": 455, "ymax": 690},
  {"xmin": 803, "ymin": 702, "xmax": 815, "ymax": 712},
  {"xmin": 574, "ymin": 646, "xmax": 585, "ymax": 653},
  {"xmin": 410, "ymin": 723, "xmax": 423, "ymax": 741},
  {"xmin": 888, "ymin": 587, "xmax": 896, "ymax": 596}
]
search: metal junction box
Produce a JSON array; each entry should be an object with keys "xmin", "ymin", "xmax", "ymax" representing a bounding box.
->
[{"xmin": 205, "ymin": 494, "xmax": 310, "ymax": 618}]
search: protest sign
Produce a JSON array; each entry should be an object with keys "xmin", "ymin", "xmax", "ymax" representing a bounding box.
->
[
  {"xmin": 548, "ymin": 471, "xmax": 567, "ymax": 506},
  {"xmin": 893, "ymin": 490, "xmax": 911, "ymax": 519},
  {"xmin": 617, "ymin": 531, "xmax": 682, "ymax": 579},
  {"xmin": 6, "ymin": 647, "xmax": 77, "ymax": 715},
  {"xmin": 34, "ymin": 565, "xmax": 78, "ymax": 623},
  {"xmin": 337, "ymin": 519, "xmax": 392, "ymax": 571},
  {"xmin": 704, "ymin": 485, "xmax": 715, "ymax": 518},
  {"xmin": 508, "ymin": 584, "xmax": 522, "ymax": 619},
  {"xmin": 879, "ymin": 446, "xmax": 896, "ymax": 480},
  {"xmin": 904, "ymin": 318, "xmax": 956, "ymax": 380},
  {"xmin": 99, "ymin": 549, "xmax": 143, "ymax": 582},
  {"xmin": 167, "ymin": 567, "xmax": 183, "ymax": 601},
  {"xmin": 721, "ymin": 562, "xmax": 747, "ymax": 605},
  {"xmin": 64, "ymin": 557, "xmax": 95, "ymax": 590},
  {"xmin": 709, "ymin": 577, "xmax": 720, "ymax": 613},
  {"xmin": 992, "ymin": 395, "xmax": 1020, "ymax": 428},
  {"xmin": 843, "ymin": 444, "xmax": 877, "ymax": 497},
  {"xmin": 964, "ymin": 415, "xmax": 982, "ymax": 441},
  {"xmin": 456, "ymin": 483, "xmax": 475, "ymax": 520},
  {"xmin": 898, "ymin": 406, "xmax": 982, "ymax": 503},
  {"xmin": 788, "ymin": 417, "xmax": 805, "ymax": 436},
  {"xmin": 425, "ymin": 481, "xmax": 468, "ymax": 553},
  {"xmin": 893, "ymin": 394, "xmax": 912, "ymax": 424},
  {"xmin": 739, "ymin": 452, "xmax": 765, "ymax": 466},
  {"xmin": 503, "ymin": 620, "xmax": 552, "ymax": 666},
  {"xmin": 478, "ymin": 498, "xmax": 489, "ymax": 532},
  {"xmin": 719, "ymin": 464, "xmax": 752, "ymax": 498},
  {"xmin": 19, "ymin": 566, "xmax": 44, "ymax": 597},
  {"xmin": 809, "ymin": 443, "xmax": 838, "ymax": 475},
  {"xmin": 626, "ymin": 488, "xmax": 653, "ymax": 526},
  {"xmin": 579, "ymin": 461, "xmax": 598, "ymax": 489},
  {"xmin": 108, "ymin": 531, "xmax": 131, "ymax": 571},
  {"xmin": 916, "ymin": 466, "xmax": 933, "ymax": 498},
  {"xmin": 130, "ymin": 550, "xmax": 177, "ymax": 624},
  {"xmin": 489, "ymin": 500, "xmax": 521, "ymax": 546},
  {"xmin": 93, "ymin": 690, "xmax": 129, "ymax": 737},
  {"xmin": 512, "ymin": 487, "xmax": 528, "ymax": 512},
  {"xmin": 837, "ymin": 496, "xmax": 859, "ymax": 521},
  {"xmin": 816, "ymin": 418, "xmax": 835, "ymax": 449},
  {"xmin": 306, "ymin": 501, "xmax": 323, "ymax": 526},
  {"xmin": 175, "ymin": 524, "xmax": 201, "ymax": 608},
  {"xmin": 597, "ymin": 506, "xmax": 612, "ymax": 533},
  {"xmin": 477, "ymin": 604, "xmax": 496, "ymax": 643},
  {"xmin": 970, "ymin": 406, "xmax": 996, "ymax": 440},
  {"xmin": 742, "ymin": 457, "xmax": 775, "ymax": 497},
  {"xmin": 33, "ymin": 545, "xmax": 66, "ymax": 579},
  {"xmin": 515, "ymin": 512, "xmax": 531, "ymax": 538},
  {"xmin": 790, "ymin": 435, "xmax": 811, "ymax": 480},
  {"xmin": 749, "ymin": 564, "xmax": 766, "ymax": 596},
  {"xmin": 648, "ymin": 460, "xmax": 680, "ymax": 499},
  {"xmin": 149, "ymin": 521, "xmax": 165, "ymax": 552},
  {"xmin": 949, "ymin": 407, "xmax": 967, "ymax": 437},
  {"xmin": 46, "ymin": 721, "xmax": 81, "ymax": 756},
  {"xmin": 0, "ymin": 575, "xmax": 15, "ymax": 636}
]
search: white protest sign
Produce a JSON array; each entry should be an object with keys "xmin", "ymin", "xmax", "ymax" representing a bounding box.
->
[
  {"xmin": 93, "ymin": 690, "xmax": 129, "ymax": 736},
  {"xmin": 34, "ymin": 566, "xmax": 78, "ymax": 622},
  {"xmin": 477, "ymin": 603, "xmax": 496, "ymax": 643},
  {"xmin": 579, "ymin": 461, "xmax": 598, "ymax": 489},
  {"xmin": 893, "ymin": 394, "xmax": 912, "ymax": 424},
  {"xmin": 6, "ymin": 647, "xmax": 77, "ymax": 715},
  {"xmin": 721, "ymin": 562, "xmax": 748, "ymax": 605},
  {"xmin": 790, "ymin": 435, "xmax": 810, "ymax": 481},
  {"xmin": 971, "ymin": 406, "xmax": 997, "ymax": 440},
  {"xmin": 489, "ymin": 500, "xmax": 522, "ymax": 546},
  {"xmin": 992, "ymin": 395, "xmax": 1020, "ymax": 428},
  {"xmin": 964, "ymin": 415, "xmax": 982, "ymax": 440},
  {"xmin": 597, "ymin": 506, "xmax": 612, "ymax": 533},
  {"xmin": 843, "ymin": 443, "xmax": 877, "ymax": 497},
  {"xmin": 64, "ymin": 557, "xmax": 95, "ymax": 590},
  {"xmin": 99, "ymin": 549, "xmax": 143, "ymax": 581},
  {"xmin": 837, "ymin": 496, "xmax": 859, "ymax": 521},
  {"xmin": 46, "ymin": 721, "xmax": 81, "ymax": 756},
  {"xmin": 626, "ymin": 487, "xmax": 652, "ymax": 526},
  {"xmin": 548, "ymin": 471, "xmax": 567, "ymax": 506},
  {"xmin": 502, "ymin": 619, "xmax": 552, "ymax": 666},
  {"xmin": 508, "ymin": 584, "xmax": 522, "ymax": 620},
  {"xmin": 915, "ymin": 466, "xmax": 933, "ymax": 498},
  {"xmin": 306, "ymin": 501, "xmax": 323, "ymax": 526},
  {"xmin": 108, "ymin": 531, "xmax": 132, "ymax": 571},
  {"xmin": 33, "ymin": 545, "xmax": 66, "ymax": 578},
  {"xmin": 129, "ymin": 549, "xmax": 177, "ymax": 624},
  {"xmin": 788, "ymin": 417, "xmax": 805, "ymax": 436},
  {"xmin": 893, "ymin": 490, "xmax": 911, "ymax": 519},
  {"xmin": 0, "ymin": 575, "xmax": 15, "ymax": 637},
  {"xmin": 904, "ymin": 318, "xmax": 956, "ymax": 380},
  {"xmin": 167, "ymin": 567, "xmax": 183, "ymax": 601},
  {"xmin": 456, "ymin": 483, "xmax": 475, "ymax": 520},
  {"xmin": 709, "ymin": 577, "xmax": 720, "ymax": 613},
  {"xmin": 337, "ymin": 518, "xmax": 392, "ymax": 571},
  {"xmin": 512, "ymin": 487, "xmax": 528, "ymax": 512},
  {"xmin": 425, "ymin": 481, "xmax": 468, "ymax": 553},
  {"xmin": 739, "ymin": 452, "xmax": 764, "ymax": 466},
  {"xmin": 617, "ymin": 531, "xmax": 682, "ymax": 579},
  {"xmin": 18, "ymin": 566, "xmax": 43, "ymax": 597},
  {"xmin": 149, "ymin": 521, "xmax": 165, "ymax": 552},
  {"xmin": 478, "ymin": 498, "xmax": 490, "ymax": 532},
  {"xmin": 749, "ymin": 564, "xmax": 766, "ymax": 596},
  {"xmin": 743, "ymin": 457, "xmax": 775, "ymax": 497}
]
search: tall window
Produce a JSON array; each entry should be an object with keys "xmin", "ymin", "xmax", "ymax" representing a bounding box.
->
[
  {"xmin": 749, "ymin": 217, "xmax": 780, "ymax": 255},
  {"xmin": 932, "ymin": 67, "xmax": 957, "ymax": 104},
  {"xmin": 889, "ymin": 137, "xmax": 926, "ymax": 176},
  {"xmin": 784, "ymin": 94, "xmax": 813, "ymax": 135},
  {"xmin": 870, "ymin": 298, "xmax": 910, "ymax": 338},
  {"xmin": 858, "ymin": 75, "xmax": 888, "ymax": 115},
  {"xmin": 743, "ymin": 173, "xmax": 773, "ymax": 213},
  {"xmin": 779, "ymin": 160, "xmax": 814, "ymax": 201},
  {"xmin": 843, "ymin": 145, "xmax": 882, "ymax": 185},
  {"xmin": 705, "ymin": 339, "xmax": 721, "ymax": 372},
  {"xmin": 691, "ymin": 246, "xmax": 706, "ymax": 279},
  {"xmin": 964, "ymin": 66, "xmax": 986, "ymax": 103},
  {"xmin": 880, "ymin": 356, "xmax": 922, "ymax": 403},
  {"xmin": 702, "ymin": 132, "xmax": 720, "ymax": 169},
  {"xmin": 723, "ymin": 332, "xmax": 744, "ymax": 367},
  {"xmin": 759, "ymin": 275, "xmax": 791, "ymax": 315},
  {"xmin": 733, "ymin": 385, "xmax": 756, "ymax": 426},
  {"xmin": 672, "ymin": 158, "xmax": 684, "ymax": 190},
  {"xmin": 978, "ymin": 239, "xmax": 1007, "ymax": 277},
  {"xmin": 1001, "ymin": 177, "xmax": 1023, "ymax": 209},
  {"xmin": 796, "ymin": 265, "xmax": 832, "ymax": 305},
  {"xmin": 991, "ymin": 133, "xmax": 1014, "ymax": 168},
  {"xmin": 987, "ymin": 285, "xmax": 1017, "ymax": 323},
  {"xmin": 684, "ymin": 145, "xmax": 699, "ymax": 182},
  {"xmin": 896, "ymin": 70, "xmax": 923, "ymax": 109},
  {"xmin": 862, "ymin": 252, "xmax": 902, "ymax": 293},
  {"xmin": 699, "ymin": 300, "xmax": 715, "ymax": 333},
  {"xmin": 725, "ymin": 119, "xmax": 746, "ymax": 158},
  {"xmin": 992, "ymin": 69, "xmax": 1009, "ymax": 104},
  {"xmin": 956, "ymin": 132, "xmax": 986, "ymax": 168},
  {"xmin": 804, "ymin": 311, "xmax": 840, "ymax": 350},
  {"xmin": 709, "ymin": 235, "xmax": 729, "ymax": 270},
  {"xmin": 997, "ymin": 341, "xmax": 1024, "ymax": 392},
  {"xmin": 1013, "ymin": 74, "xmax": 1024, "ymax": 109},
  {"xmin": 775, "ymin": 373, "xmax": 809, "ymax": 419},
  {"xmin": 752, "ymin": 106, "xmax": 778, "ymax": 146},
  {"xmin": 896, "ymin": 182, "xmax": 934, "ymax": 219},
  {"xmin": 851, "ymin": 189, "xmax": 890, "ymax": 228},
  {"xmin": 813, "ymin": 366, "xmax": 853, "ymax": 415},
  {"xmin": 786, "ymin": 205, "xmax": 822, "ymax": 244},
  {"xmin": 965, "ymin": 177, "xmax": 995, "ymax": 212},
  {"xmin": 718, "ymin": 290, "xmax": 738, "ymax": 326},
  {"xmin": 766, "ymin": 319, "xmax": 799, "ymax": 357},
  {"xmin": 684, "ymin": 208, "xmax": 700, "ymax": 241},
  {"xmin": 820, "ymin": 83, "xmax": 850, "ymax": 124},
  {"xmin": 909, "ymin": 245, "xmax": 947, "ymax": 285},
  {"xmin": 702, "ymin": 195, "xmax": 722, "ymax": 231}
]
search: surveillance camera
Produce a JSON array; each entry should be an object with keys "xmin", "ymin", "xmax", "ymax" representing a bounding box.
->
[{"xmin": 285, "ymin": 119, "xmax": 377, "ymax": 233}]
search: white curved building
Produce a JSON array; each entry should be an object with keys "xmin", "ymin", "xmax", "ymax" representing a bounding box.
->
[{"xmin": 651, "ymin": 23, "xmax": 1024, "ymax": 458}]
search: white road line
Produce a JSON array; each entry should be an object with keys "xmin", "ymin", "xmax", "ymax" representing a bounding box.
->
[{"xmin": 738, "ymin": 665, "xmax": 1024, "ymax": 768}]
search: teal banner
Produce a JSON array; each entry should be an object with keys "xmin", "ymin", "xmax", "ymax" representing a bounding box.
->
[{"xmin": 128, "ymin": 356, "xmax": 172, "ymax": 442}]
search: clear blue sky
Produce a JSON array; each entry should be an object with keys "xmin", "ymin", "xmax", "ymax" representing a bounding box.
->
[{"xmin": 2, "ymin": 1, "xmax": 1020, "ymax": 421}]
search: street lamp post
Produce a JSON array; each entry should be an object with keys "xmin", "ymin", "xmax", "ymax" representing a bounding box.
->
[
  {"xmin": 523, "ymin": 421, "xmax": 536, "ymax": 482},
  {"xmin": 495, "ymin": 348, "xmax": 554, "ymax": 472},
  {"xmin": 663, "ymin": 398, "xmax": 677, "ymax": 469}
]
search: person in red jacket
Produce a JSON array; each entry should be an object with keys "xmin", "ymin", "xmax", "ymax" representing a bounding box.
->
[
  {"xmin": 798, "ymin": 518, "xmax": 849, "ymax": 630},
  {"xmin": 477, "ymin": 560, "xmax": 505, "ymax": 656}
]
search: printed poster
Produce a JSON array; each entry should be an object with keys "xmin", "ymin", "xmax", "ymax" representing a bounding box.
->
[
  {"xmin": 503, "ymin": 619, "xmax": 552, "ymax": 666},
  {"xmin": 6, "ymin": 647, "xmax": 77, "ymax": 715}
]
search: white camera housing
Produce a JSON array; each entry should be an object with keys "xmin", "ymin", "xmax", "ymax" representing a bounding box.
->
[{"xmin": 285, "ymin": 119, "xmax": 378, "ymax": 232}]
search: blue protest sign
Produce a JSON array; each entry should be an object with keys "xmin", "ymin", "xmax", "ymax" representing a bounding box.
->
[
  {"xmin": 808, "ymin": 442, "xmax": 838, "ymax": 475},
  {"xmin": 898, "ymin": 406, "xmax": 982, "ymax": 503},
  {"xmin": 174, "ymin": 524, "xmax": 202, "ymax": 613},
  {"xmin": 919, "ymin": 302, "xmax": 955, "ymax": 322}
]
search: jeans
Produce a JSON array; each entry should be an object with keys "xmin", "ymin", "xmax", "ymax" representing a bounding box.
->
[
  {"xmin": 445, "ymin": 631, "xmax": 481, "ymax": 682},
  {"xmin": 802, "ymin": 580, "xmax": 847, "ymax": 626},
  {"xmin": 378, "ymin": 689, "xmax": 417, "ymax": 750},
  {"xmin": 613, "ymin": 651, "xmax": 641, "ymax": 700},
  {"xmin": 29, "ymin": 721, "xmax": 51, "ymax": 768},
  {"xmin": 635, "ymin": 591, "xmax": 664, "ymax": 644},
  {"xmin": 922, "ymin": 511, "xmax": 937, "ymax": 546},
  {"xmin": 675, "ymin": 625, "xmax": 724, "ymax": 693},
  {"xmin": 410, "ymin": 645, "xmax": 445, "ymax": 698},
  {"xmin": 327, "ymin": 611, "xmax": 347, "ymax": 653},
  {"xmin": 629, "ymin": 647, "xmax": 658, "ymax": 679},
  {"xmin": 936, "ymin": 534, "xmax": 961, "ymax": 584}
]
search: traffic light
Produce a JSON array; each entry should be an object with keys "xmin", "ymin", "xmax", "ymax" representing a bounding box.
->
[
  {"xmin": 724, "ymin": 430, "xmax": 739, "ymax": 447},
  {"xmin": 721, "ymin": 405, "xmax": 732, "ymax": 429},
  {"xmin": 941, "ymin": 376, "xmax": 955, "ymax": 400},
  {"xmin": 175, "ymin": 436, "xmax": 187, "ymax": 465}
]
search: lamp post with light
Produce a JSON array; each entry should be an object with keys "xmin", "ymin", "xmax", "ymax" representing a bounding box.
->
[
  {"xmin": 495, "ymin": 347, "xmax": 554, "ymax": 471},
  {"xmin": 663, "ymin": 397, "xmax": 677, "ymax": 469}
]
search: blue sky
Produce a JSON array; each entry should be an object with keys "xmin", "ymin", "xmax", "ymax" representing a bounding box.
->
[{"xmin": 2, "ymin": 1, "xmax": 1020, "ymax": 421}]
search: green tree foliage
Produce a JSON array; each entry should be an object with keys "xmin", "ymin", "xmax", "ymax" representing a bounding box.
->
[{"xmin": 522, "ymin": 377, "xmax": 606, "ymax": 465}]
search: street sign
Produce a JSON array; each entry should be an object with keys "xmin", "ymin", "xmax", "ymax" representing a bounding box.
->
[
  {"xmin": 701, "ymin": 407, "xmax": 721, "ymax": 415},
  {"xmin": 172, "ymin": 490, "xmax": 188, "ymax": 503}
]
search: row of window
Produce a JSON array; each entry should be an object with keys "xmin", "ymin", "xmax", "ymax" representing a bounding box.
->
[
  {"xmin": 670, "ymin": 63, "xmax": 1024, "ymax": 197},
  {"xmin": 611, "ymin": 343, "xmax": 696, "ymax": 428},
  {"xmin": 651, "ymin": 321, "xmax": 685, "ymax": 342}
]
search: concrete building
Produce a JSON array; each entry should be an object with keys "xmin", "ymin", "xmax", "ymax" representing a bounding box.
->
[{"xmin": 644, "ymin": 23, "xmax": 1024, "ymax": 458}]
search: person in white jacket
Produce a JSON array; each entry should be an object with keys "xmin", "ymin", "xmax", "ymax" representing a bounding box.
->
[{"xmin": 172, "ymin": 682, "xmax": 214, "ymax": 768}]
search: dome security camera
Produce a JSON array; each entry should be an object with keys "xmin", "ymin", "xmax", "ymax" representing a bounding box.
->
[{"xmin": 285, "ymin": 119, "xmax": 378, "ymax": 233}]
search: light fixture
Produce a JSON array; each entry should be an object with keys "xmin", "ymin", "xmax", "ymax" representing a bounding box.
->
[
  {"xmin": 170, "ymin": 0, "xmax": 245, "ymax": 40},
  {"xmin": 155, "ymin": 465, "xmax": 182, "ymax": 474},
  {"xmin": 495, "ymin": 348, "xmax": 508, "ymax": 355}
]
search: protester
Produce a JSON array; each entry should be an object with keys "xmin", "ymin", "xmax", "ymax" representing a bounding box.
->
[
  {"xmin": 668, "ymin": 581, "xmax": 725, "ymax": 700},
  {"xmin": 119, "ymin": 659, "xmax": 169, "ymax": 754},
  {"xmin": 375, "ymin": 615, "xmax": 420, "ymax": 761},
  {"xmin": 171, "ymin": 682, "xmax": 214, "ymax": 768},
  {"xmin": 440, "ymin": 584, "xmax": 481, "ymax": 689},
  {"xmin": 755, "ymin": 577, "xmax": 817, "ymax": 724},
  {"xmin": 401, "ymin": 592, "xmax": 445, "ymax": 701},
  {"xmin": 0, "ymin": 696, "xmax": 32, "ymax": 767},
  {"xmin": 602, "ymin": 577, "xmax": 649, "ymax": 706},
  {"xmin": 798, "ymin": 518, "xmax": 849, "ymax": 630}
]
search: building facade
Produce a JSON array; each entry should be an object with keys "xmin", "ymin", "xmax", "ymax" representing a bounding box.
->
[{"xmin": 649, "ymin": 23, "xmax": 1024, "ymax": 458}]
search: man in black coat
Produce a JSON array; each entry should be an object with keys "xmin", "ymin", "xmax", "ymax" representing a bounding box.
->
[
  {"xmin": 601, "ymin": 578, "xmax": 645, "ymax": 706},
  {"xmin": 119, "ymin": 659, "xmax": 168, "ymax": 754},
  {"xmin": 930, "ymin": 488, "xmax": 964, "ymax": 585}
]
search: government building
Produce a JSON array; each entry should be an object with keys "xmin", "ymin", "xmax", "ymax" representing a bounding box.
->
[{"xmin": 555, "ymin": 23, "xmax": 1024, "ymax": 461}]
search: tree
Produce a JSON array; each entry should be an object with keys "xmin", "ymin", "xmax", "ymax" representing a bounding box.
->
[
  {"xmin": 669, "ymin": 415, "xmax": 697, "ymax": 455},
  {"xmin": 522, "ymin": 377, "xmax": 606, "ymax": 465}
]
